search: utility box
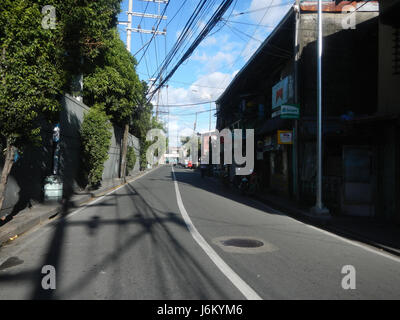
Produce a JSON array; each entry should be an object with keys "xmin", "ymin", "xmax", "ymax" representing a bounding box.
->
[{"xmin": 44, "ymin": 175, "xmax": 63, "ymax": 202}]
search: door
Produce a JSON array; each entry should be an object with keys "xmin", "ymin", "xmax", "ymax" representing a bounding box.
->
[{"xmin": 342, "ymin": 146, "xmax": 375, "ymax": 217}]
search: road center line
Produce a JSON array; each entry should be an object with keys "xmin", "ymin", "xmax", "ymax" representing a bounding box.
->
[{"xmin": 171, "ymin": 166, "xmax": 262, "ymax": 300}]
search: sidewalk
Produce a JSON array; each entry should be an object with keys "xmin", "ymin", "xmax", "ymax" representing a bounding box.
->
[
  {"xmin": 207, "ymin": 172, "xmax": 400, "ymax": 257},
  {"xmin": 254, "ymin": 192, "xmax": 400, "ymax": 257},
  {"xmin": 0, "ymin": 168, "xmax": 156, "ymax": 247}
]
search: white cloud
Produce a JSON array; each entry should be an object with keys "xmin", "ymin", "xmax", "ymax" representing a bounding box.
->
[
  {"xmin": 200, "ymin": 35, "xmax": 217, "ymax": 47},
  {"xmin": 248, "ymin": 0, "xmax": 292, "ymax": 27},
  {"xmin": 151, "ymin": 71, "xmax": 236, "ymax": 146},
  {"xmin": 237, "ymin": 0, "xmax": 292, "ymax": 62},
  {"xmin": 191, "ymin": 50, "xmax": 236, "ymax": 73},
  {"xmin": 153, "ymin": 71, "xmax": 234, "ymax": 107}
]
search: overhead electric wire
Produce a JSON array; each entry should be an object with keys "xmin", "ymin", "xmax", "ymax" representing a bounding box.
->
[
  {"xmin": 217, "ymin": 0, "xmax": 281, "ymax": 86},
  {"xmin": 148, "ymin": 0, "xmax": 235, "ymax": 102},
  {"xmin": 150, "ymin": 0, "xmax": 225, "ymax": 88},
  {"xmin": 226, "ymin": 22, "xmax": 292, "ymax": 58},
  {"xmin": 230, "ymin": 1, "xmax": 294, "ymax": 17},
  {"xmin": 166, "ymin": 0, "xmax": 189, "ymax": 27},
  {"xmin": 150, "ymin": 0, "xmax": 208, "ymax": 81},
  {"xmin": 207, "ymin": 0, "xmax": 237, "ymax": 38},
  {"xmin": 171, "ymin": 109, "xmax": 217, "ymax": 116},
  {"xmin": 153, "ymin": 100, "xmax": 216, "ymax": 108},
  {"xmin": 137, "ymin": 0, "xmax": 170, "ymax": 66}
]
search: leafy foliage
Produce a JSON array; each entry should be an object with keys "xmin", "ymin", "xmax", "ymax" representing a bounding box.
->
[
  {"xmin": 84, "ymin": 28, "xmax": 141, "ymax": 125},
  {"xmin": 0, "ymin": 0, "xmax": 65, "ymax": 148},
  {"xmin": 126, "ymin": 145, "xmax": 137, "ymax": 174},
  {"xmin": 130, "ymin": 81, "xmax": 166, "ymax": 169},
  {"xmin": 80, "ymin": 105, "xmax": 112, "ymax": 187},
  {"xmin": 54, "ymin": 0, "xmax": 121, "ymax": 77}
]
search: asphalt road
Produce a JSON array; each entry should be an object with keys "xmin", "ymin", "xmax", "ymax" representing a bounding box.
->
[{"xmin": 0, "ymin": 165, "xmax": 399, "ymax": 299}]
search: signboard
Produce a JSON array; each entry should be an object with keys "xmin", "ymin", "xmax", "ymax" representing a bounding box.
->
[
  {"xmin": 281, "ymin": 104, "xmax": 299, "ymax": 119},
  {"xmin": 272, "ymin": 75, "xmax": 294, "ymax": 110},
  {"xmin": 277, "ymin": 130, "xmax": 293, "ymax": 144},
  {"xmin": 272, "ymin": 104, "xmax": 300, "ymax": 119},
  {"xmin": 272, "ymin": 109, "xmax": 281, "ymax": 118}
]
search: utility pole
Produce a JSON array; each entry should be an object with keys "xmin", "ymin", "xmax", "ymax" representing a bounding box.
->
[
  {"xmin": 118, "ymin": 0, "xmax": 168, "ymax": 53},
  {"xmin": 312, "ymin": 0, "xmax": 330, "ymax": 217},
  {"xmin": 293, "ymin": 0, "xmax": 300, "ymax": 201},
  {"xmin": 118, "ymin": 0, "xmax": 168, "ymax": 175},
  {"xmin": 155, "ymin": 75, "xmax": 162, "ymax": 120},
  {"xmin": 209, "ymin": 102, "xmax": 212, "ymax": 131}
]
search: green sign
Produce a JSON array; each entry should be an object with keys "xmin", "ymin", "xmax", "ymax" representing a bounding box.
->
[{"xmin": 280, "ymin": 104, "xmax": 299, "ymax": 119}]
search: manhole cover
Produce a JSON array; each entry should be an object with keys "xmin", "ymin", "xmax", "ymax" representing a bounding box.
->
[
  {"xmin": 212, "ymin": 236, "xmax": 278, "ymax": 254},
  {"xmin": 221, "ymin": 238, "xmax": 264, "ymax": 248}
]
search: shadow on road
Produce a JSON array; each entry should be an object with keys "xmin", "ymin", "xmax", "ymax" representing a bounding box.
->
[{"xmin": 0, "ymin": 167, "xmax": 234, "ymax": 299}]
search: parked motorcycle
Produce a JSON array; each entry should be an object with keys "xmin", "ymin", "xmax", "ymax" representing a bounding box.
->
[
  {"xmin": 238, "ymin": 176, "xmax": 249, "ymax": 195},
  {"xmin": 237, "ymin": 170, "xmax": 259, "ymax": 195}
]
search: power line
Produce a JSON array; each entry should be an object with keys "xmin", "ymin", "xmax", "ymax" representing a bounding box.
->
[
  {"xmin": 230, "ymin": 1, "xmax": 294, "ymax": 17},
  {"xmin": 153, "ymin": 101, "xmax": 216, "ymax": 107},
  {"xmin": 217, "ymin": 0, "xmax": 282, "ymax": 87},
  {"xmin": 137, "ymin": 1, "xmax": 170, "ymax": 66},
  {"xmin": 171, "ymin": 109, "xmax": 217, "ymax": 116},
  {"xmin": 148, "ymin": 0, "xmax": 235, "ymax": 101}
]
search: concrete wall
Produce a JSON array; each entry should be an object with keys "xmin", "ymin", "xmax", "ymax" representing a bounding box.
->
[
  {"xmin": 102, "ymin": 124, "xmax": 140, "ymax": 184},
  {"xmin": 0, "ymin": 122, "xmax": 53, "ymax": 218},
  {"xmin": 0, "ymin": 94, "xmax": 140, "ymax": 217},
  {"xmin": 378, "ymin": 23, "xmax": 400, "ymax": 115},
  {"xmin": 60, "ymin": 94, "xmax": 140, "ymax": 193},
  {"xmin": 299, "ymin": 11, "xmax": 379, "ymax": 117}
]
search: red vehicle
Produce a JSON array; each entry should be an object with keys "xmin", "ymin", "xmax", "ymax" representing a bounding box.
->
[{"xmin": 187, "ymin": 161, "xmax": 192, "ymax": 168}]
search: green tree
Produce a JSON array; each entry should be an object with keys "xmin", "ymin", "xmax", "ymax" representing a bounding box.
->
[
  {"xmin": 80, "ymin": 105, "xmax": 112, "ymax": 187},
  {"xmin": 0, "ymin": 0, "xmax": 65, "ymax": 214},
  {"xmin": 0, "ymin": 0, "xmax": 123, "ymax": 215},
  {"xmin": 55, "ymin": 0, "xmax": 122, "ymax": 87},
  {"xmin": 131, "ymin": 82, "xmax": 167, "ymax": 170},
  {"xmin": 126, "ymin": 145, "xmax": 137, "ymax": 174},
  {"xmin": 84, "ymin": 28, "xmax": 141, "ymax": 180}
]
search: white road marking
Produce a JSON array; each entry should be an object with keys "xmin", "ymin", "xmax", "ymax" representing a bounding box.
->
[
  {"xmin": 304, "ymin": 224, "xmax": 400, "ymax": 263},
  {"xmin": 0, "ymin": 167, "xmax": 160, "ymax": 266},
  {"xmin": 246, "ymin": 195, "xmax": 400, "ymax": 263},
  {"xmin": 171, "ymin": 166, "xmax": 262, "ymax": 300}
]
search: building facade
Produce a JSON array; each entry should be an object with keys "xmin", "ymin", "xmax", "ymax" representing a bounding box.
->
[{"xmin": 216, "ymin": 1, "xmax": 400, "ymax": 224}]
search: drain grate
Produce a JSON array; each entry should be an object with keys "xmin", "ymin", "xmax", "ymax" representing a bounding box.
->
[{"xmin": 221, "ymin": 238, "xmax": 264, "ymax": 248}]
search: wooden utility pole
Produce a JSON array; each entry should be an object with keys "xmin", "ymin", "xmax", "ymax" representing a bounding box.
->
[{"xmin": 120, "ymin": 123, "xmax": 130, "ymax": 181}]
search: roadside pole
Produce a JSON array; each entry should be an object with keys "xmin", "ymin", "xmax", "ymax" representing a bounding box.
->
[{"xmin": 312, "ymin": 0, "xmax": 330, "ymax": 217}]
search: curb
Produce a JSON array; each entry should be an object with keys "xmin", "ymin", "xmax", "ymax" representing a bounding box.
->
[
  {"xmin": 0, "ymin": 166, "xmax": 160, "ymax": 247},
  {"xmin": 252, "ymin": 194, "xmax": 400, "ymax": 258},
  {"xmin": 207, "ymin": 174, "xmax": 400, "ymax": 258}
]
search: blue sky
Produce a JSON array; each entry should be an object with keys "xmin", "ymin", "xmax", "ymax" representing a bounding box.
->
[{"xmin": 117, "ymin": 0, "xmax": 294, "ymax": 147}]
